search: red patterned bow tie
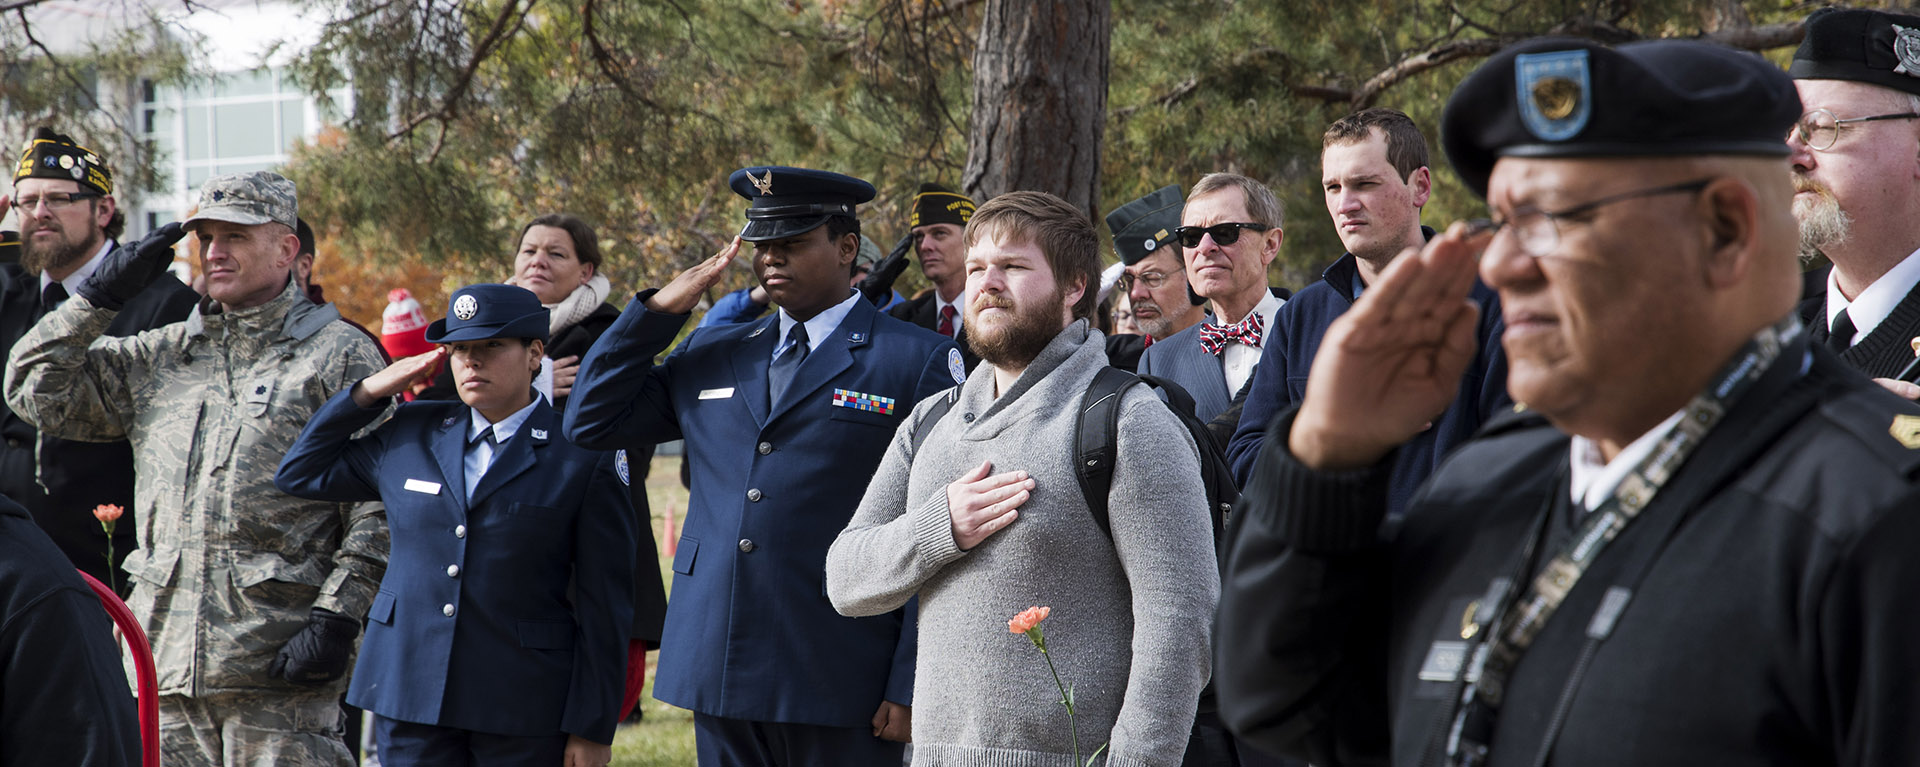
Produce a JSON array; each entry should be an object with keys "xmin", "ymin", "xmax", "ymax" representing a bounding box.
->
[{"xmin": 1198, "ymin": 312, "xmax": 1265, "ymax": 356}]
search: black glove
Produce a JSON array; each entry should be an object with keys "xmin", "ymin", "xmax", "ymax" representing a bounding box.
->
[
  {"xmin": 76, "ymin": 221, "xmax": 185, "ymax": 311},
  {"xmin": 856, "ymin": 234, "xmax": 914, "ymax": 307},
  {"xmin": 269, "ymin": 607, "xmax": 360, "ymax": 685}
]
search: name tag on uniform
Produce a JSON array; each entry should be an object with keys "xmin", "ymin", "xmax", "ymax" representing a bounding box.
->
[
  {"xmin": 698, "ymin": 387, "xmax": 735, "ymax": 400},
  {"xmin": 404, "ymin": 479, "xmax": 442, "ymax": 495}
]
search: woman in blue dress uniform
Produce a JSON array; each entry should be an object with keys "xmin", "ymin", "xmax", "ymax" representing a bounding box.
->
[{"xmin": 276, "ymin": 284, "xmax": 636, "ymax": 767}]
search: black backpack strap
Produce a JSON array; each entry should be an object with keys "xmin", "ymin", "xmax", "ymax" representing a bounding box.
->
[
  {"xmin": 908, "ymin": 386, "xmax": 961, "ymax": 457},
  {"xmin": 1075, "ymin": 366, "xmax": 1139, "ymax": 539}
]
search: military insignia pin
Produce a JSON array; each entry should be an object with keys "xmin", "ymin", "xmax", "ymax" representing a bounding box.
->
[
  {"xmin": 848, "ymin": 331, "xmax": 865, "ymax": 343},
  {"xmin": 1892, "ymin": 414, "xmax": 1920, "ymax": 449},
  {"xmin": 1896, "ymin": 24, "xmax": 1920, "ymax": 78},
  {"xmin": 57, "ymin": 154, "xmax": 73, "ymax": 169},
  {"xmin": 749, "ymin": 169, "xmax": 774, "ymax": 196},
  {"xmin": 1516, "ymin": 50, "xmax": 1592, "ymax": 142},
  {"xmin": 453, "ymin": 294, "xmax": 479, "ymax": 320},
  {"xmin": 831, "ymin": 388, "xmax": 896, "ymax": 416},
  {"xmin": 1142, "ymin": 237, "xmax": 1158, "ymax": 252},
  {"xmin": 530, "ymin": 428, "xmax": 548, "ymax": 440}
]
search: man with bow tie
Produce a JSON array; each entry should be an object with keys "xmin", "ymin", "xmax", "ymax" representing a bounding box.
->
[
  {"xmin": 1225, "ymin": 108, "xmax": 1509, "ymax": 515},
  {"xmin": 1137, "ymin": 173, "xmax": 1291, "ymax": 429}
]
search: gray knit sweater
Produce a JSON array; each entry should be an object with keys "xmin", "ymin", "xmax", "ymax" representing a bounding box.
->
[{"xmin": 827, "ymin": 321, "xmax": 1219, "ymax": 767}]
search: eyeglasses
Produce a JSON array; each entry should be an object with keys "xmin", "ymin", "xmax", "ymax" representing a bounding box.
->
[
  {"xmin": 13, "ymin": 191, "xmax": 101, "ymax": 212},
  {"xmin": 1470, "ymin": 178, "xmax": 1713, "ymax": 258},
  {"xmin": 1791, "ymin": 108, "xmax": 1920, "ymax": 151},
  {"xmin": 1174, "ymin": 222, "xmax": 1268, "ymax": 248},
  {"xmin": 1110, "ymin": 309, "xmax": 1133, "ymax": 322},
  {"xmin": 1116, "ymin": 271, "xmax": 1173, "ymax": 292}
]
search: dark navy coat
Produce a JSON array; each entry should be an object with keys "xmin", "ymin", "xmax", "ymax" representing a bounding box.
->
[
  {"xmin": 275, "ymin": 392, "xmax": 635, "ymax": 744},
  {"xmin": 564, "ymin": 290, "xmax": 960, "ymax": 728}
]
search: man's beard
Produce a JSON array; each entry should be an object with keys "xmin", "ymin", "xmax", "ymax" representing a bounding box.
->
[
  {"xmin": 966, "ymin": 289, "xmax": 1067, "ymax": 370},
  {"xmin": 1793, "ymin": 175, "xmax": 1851, "ymax": 264},
  {"xmin": 1131, "ymin": 297, "xmax": 1176, "ymax": 339},
  {"xmin": 19, "ymin": 220, "xmax": 98, "ymax": 277}
]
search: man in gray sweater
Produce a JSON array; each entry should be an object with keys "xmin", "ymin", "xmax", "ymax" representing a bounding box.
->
[{"xmin": 827, "ymin": 191, "xmax": 1219, "ymax": 767}]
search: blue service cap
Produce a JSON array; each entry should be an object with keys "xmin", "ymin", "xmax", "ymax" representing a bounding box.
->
[
  {"xmin": 1441, "ymin": 37, "xmax": 1800, "ymax": 199},
  {"xmin": 728, "ymin": 166, "xmax": 876, "ymax": 242},
  {"xmin": 425, "ymin": 284, "xmax": 550, "ymax": 344}
]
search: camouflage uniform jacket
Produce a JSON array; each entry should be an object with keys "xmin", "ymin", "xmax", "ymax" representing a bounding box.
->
[{"xmin": 3, "ymin": 279, "xmax": 390, "ymax": 697}]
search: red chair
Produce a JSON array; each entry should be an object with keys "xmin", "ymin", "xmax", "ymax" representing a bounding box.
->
[{"xmin": 79, "ymin": 572, "xmax": 159, "ymax": 767}]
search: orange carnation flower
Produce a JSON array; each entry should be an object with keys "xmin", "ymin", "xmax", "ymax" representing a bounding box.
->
[
  {"xmin": 92, "ymin": 504, "xmax": 124, "ymax": 524},
  {"xmin": 1008, "ymin": 605, "xmax": 1050, "ymax": 634}
]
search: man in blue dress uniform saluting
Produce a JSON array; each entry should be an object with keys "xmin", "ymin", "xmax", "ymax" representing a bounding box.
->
[{"xmin": 564, "ymin": 166, "xmax": 961, "ymax": 766}]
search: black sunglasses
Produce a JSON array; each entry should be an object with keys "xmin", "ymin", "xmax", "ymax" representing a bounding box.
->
[{"xmin": 1174, "ymin": 222, "xmax": 1268, "ymax": 248}]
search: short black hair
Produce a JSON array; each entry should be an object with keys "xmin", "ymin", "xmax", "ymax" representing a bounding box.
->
[
  {"xmin": 826, "ymin": 215, "xmax": 861, "ymax": 276},
  {"xmin": 296, "ymin": 218, "xmax": 315, "ymax": 258}
]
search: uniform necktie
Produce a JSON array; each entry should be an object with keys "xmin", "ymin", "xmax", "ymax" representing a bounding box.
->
[
  {"xmin": 1828, "ymin": 308, "xmax": 1856, "ymax": 351},
  {"xmin": 769, "ymin": 323, "xmax": 810, "ymax": 405},
  {"xmin": 1198, "ymin": 312, "xmax": 1266, "ymax": 356},
  {"xmin": 937, "ymin": 305, "xmax": 957, "ymax": 338},
  {"xmin": 41, "ymin": 281, "xmax": 67, "ymax": 310},
  {"xmin": 465, "ymin": 428, "xmax": 502, "ymax": 496}
]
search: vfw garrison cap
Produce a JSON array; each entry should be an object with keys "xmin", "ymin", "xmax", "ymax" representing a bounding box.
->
[
  {"xmin": 1441, "ymin": 37, "xmax": 1800, "ymax": 199},
  {"xmin": 728, "ymin": 166, "xmax": 876, "ymax": 243},
  {"xmin": 910, "ymin": 183, "xmax": 975, "ymax": 228},
  {"xmin": 1104, "ymin": 185, "xmax": 1184, "ymax": 266},
  {"xmin": 1791, "ymin": 7, "xmax": 1920, "ymax": 96},
  {"xmin": 14, "ymin": 126, "xmax": 112, "ymax": 195},
  {"xmin": 426, "ymin": 283, "xmax": 550, "ymax": 344},
  {"xmin": 184, "ymin": 171, "xmax": 299, "ymax": 231}
]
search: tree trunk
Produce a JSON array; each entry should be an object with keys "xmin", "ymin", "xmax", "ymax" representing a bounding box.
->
[{"xmin": 960, "ymin": 0, "xmax": 1110, "ymax": 218}]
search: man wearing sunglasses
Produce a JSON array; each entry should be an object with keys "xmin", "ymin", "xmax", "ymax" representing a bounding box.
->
[
  {"xmin": 0, "ymin": 128, "xmax": 196, "ymax": 590},
  {"xmin": 1227, "ymin": 109, "xmax": 1509, "ymax": 515},
  {"xmin": 1137, "ymin": 174, "xmax": 1289, "ymax": 426},
  {"xmin": 1221, "ymin": 35, "xmax": 1920, "ymax": 767},
  {"xmin": 1788, "ymin": 8, "xmax": 1920, "ymax": 386}
]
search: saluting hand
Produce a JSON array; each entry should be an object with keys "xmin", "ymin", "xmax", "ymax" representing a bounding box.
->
[
  {"xmin": 351, "ymin": 348, "xmax": 447, "ymax": 408},
  {"xmin": 947, "ymin": 461, "xmax": 1034, "ymax": 551},
  {"xmin": 1290, "ymin": 220, "xmax": 1485, "ymax": 471},
  {"xmin": 645, "ymin": 236, "xmax": 743, "ymax": 315}
]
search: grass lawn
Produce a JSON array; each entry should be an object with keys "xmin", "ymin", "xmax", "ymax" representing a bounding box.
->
[{"xmin": 613, "ymin": 453, "xmax": 696, "ymax": 766}]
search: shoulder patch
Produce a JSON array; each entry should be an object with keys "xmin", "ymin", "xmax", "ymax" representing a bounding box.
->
[
  {"xmin": 948, "ymin": 348, "xmax": 966, "ymax": 384},
  {"xmin": 615, "ymin": 449, "xmax": 632, "ymax": 486},
  {"xmin": 1890, "ymin": 414, "xmax": 1920, "ymax": 449}
]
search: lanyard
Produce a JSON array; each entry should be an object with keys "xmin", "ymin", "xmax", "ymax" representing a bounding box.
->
[{"xmin": 1442, "ymin": 316, "xmax": 1798, "ymax": 767}]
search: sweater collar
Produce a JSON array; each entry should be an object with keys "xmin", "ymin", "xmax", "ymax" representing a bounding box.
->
[{"xmin": 955, "ymin": 319, "xmax": 1104, "ymax": 434}]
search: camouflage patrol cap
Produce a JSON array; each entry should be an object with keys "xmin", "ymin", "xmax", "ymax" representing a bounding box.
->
[{"xmin": 184, "ymin": 171, "xmax": 298, "ymax": 231}]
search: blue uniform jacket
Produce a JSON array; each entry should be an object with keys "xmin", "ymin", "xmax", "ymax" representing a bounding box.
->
[
  {"xmin": 1226, "ymin": 252, "xmax": 1509, "ymax": 515},
  {"xmin": 274, "ymin": 392, "xmax": 636, "ymax": 744},
  {"xmin": 563, "ymin": 290, "xmax": 960, "ymax": 728}
]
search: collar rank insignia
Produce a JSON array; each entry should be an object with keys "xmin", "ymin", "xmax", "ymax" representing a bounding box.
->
[
  {"xmin": 832, "ymin": 388, "xmax": 895, "ymax": 416},
  {"xmin": 530, "ymin": 428, "xmax": 548, "ymax": 440},
  {"xmin": 749, "ymin": 169, "xmax": 774, "ymax": 196},
  {"xmin": 1890, "ymin": 414, "xmax": 1920, "ymax": 449}
]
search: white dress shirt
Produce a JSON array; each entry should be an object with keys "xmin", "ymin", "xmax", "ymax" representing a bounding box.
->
[
  {"xmin": 772, "ymin": 290, "xmax": 861, "ymax": 361},
  {"xmin": 1221, "ymin": 291, "xmax": 1285, "ymax": 397},
  {"xmin": 1825, "ymin": 246, "xmax": 1920, "ymax": 347}
]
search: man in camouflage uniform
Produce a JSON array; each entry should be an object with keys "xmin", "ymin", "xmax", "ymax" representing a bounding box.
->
[{"xmin": 4, "ymin": 171, "xmax": 389, "ymax": 767}]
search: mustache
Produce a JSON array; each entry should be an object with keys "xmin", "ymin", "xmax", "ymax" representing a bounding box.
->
[
  {"xmin": 971, "ymin": 295, "xmax": 1014, "ymax": 311},
  {"xmin": 1793, "ymin": 174, "xmax": 1832, "ymax": 198}
]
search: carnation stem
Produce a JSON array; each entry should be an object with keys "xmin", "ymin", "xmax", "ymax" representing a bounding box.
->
[{"xmin": 1036, "ymin": 640, "xmax": 1083, "ymax": 764}]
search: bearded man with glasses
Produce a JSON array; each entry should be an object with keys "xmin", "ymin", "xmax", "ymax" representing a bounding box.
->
[
  {"xmin": 1788, "ymin": 8, "xmax": 1920, "ymax": 385},
  {"xmin": 0, "ymin": 127, "xmax": 196, "ymax": 590}
]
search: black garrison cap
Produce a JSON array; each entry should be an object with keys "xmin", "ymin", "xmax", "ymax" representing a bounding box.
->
[
  {"xmin": 1441, "ymin": 37, "xmax": 1801, "ymax": 199},
  {"xmin": 1104, "ymin": 185, "xmax": 1185, "ymax": 265},
  {"xmin": 909, "ymin": 183, "xmax": 975, "ymax": 228},
  {"xmin": 728, "ymin": 166, "xmax": 876, "ymax": 242},
  {"xmin": 1791, "ymin": 7, "xmax": 1920, "ymax": 97}
]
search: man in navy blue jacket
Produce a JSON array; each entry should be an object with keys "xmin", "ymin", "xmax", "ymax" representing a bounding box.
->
[
  {"xmin": 277, "ymin": 283, "xmax": 635, "ymax": 767},
  {"xmin": 1228, "ymin": 109, "xmax": 1508, "ymax": 514},
  {"xmin": 564, "ymin": 166, "xmax": 960, "ymax": 766}
]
